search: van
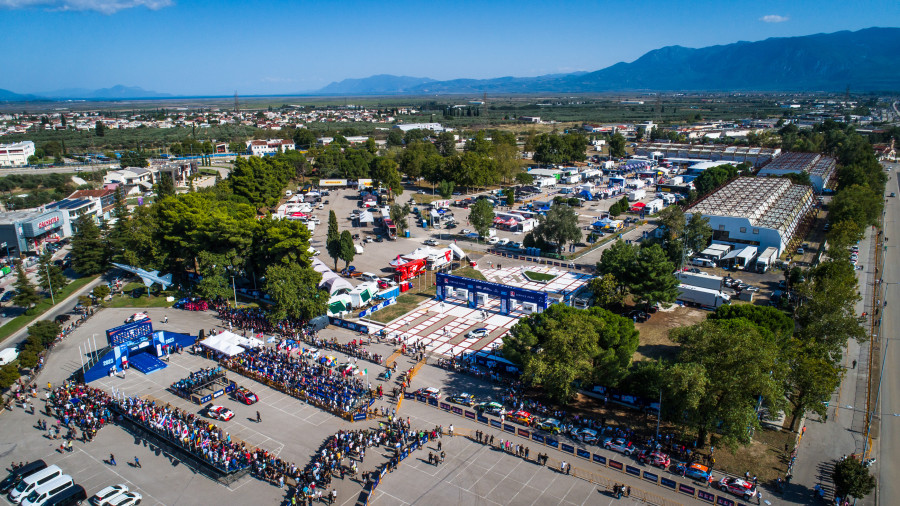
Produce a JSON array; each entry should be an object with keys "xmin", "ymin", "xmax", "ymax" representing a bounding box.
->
[
  {"xmin": 0, "ymin": 461, "xmax": 47, "ymax": 494},
  {"xmin": 42, "ymin": 485, "xmax": 86, "ymax": 506},
  {"xmin": 20, "ymin": 475, "xmax": 73, "ymax": 506},
  {"xmin": 691, "ymin": 258, "xmax": 714, "ymax": 268},
  {"xmin": 9, "ymin": 465, "xmax": 62, "ymax": 503}
]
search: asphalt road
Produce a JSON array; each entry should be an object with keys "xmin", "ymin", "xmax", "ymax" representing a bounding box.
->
[{"xmin": 876, "ymin": 162, "xmax": 900, "ymax": 505}]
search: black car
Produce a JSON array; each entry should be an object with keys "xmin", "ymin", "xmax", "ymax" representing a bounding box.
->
[
  {"xmin": 0, "ymin": 460, "xmax": 47, "ymax": 494},
  {"xmin": 626, "ymin": 310, "xmax": 650, "ymax": 323},
  {"xmin": 0, "ymin": 291, "xmax": 14, "ymax": 302}
]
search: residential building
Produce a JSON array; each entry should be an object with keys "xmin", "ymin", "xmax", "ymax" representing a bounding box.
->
[
  {"xmin": 685, "ymin": 177, "xmax": 814, "ymax": 256},
  {"xmin": 0, "ymin": 141, "xmax": 35, "ymax": 166},
  {"xmin": 246, "ymin": 139, "xmax": 295, "ymax": 156},
  {"xmin": 68, "ymin": 188, "xmax": 118, "ymax": 221}
]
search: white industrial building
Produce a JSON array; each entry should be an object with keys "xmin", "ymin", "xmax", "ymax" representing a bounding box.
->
[
  {"xmin": 0, "ymin": 141, "xmax": 36, "ymax": 166},
  {"xmin": 246, "ymin": 139, "xmax": 295, "ymax": 156},
  {"xmin": 635, "ymin": 142, "xmax": 780, "ymax": 167},
  {"xmin": 756, "ymin": 152, "xmax": 836, "ymax": 193},
  {"xmin": 392, "ymin": 123, "xmax": 448, "ymax": 133},
  {"xmin": 685, "ymin": 177, "xmax": 814, "ymax": 256}
]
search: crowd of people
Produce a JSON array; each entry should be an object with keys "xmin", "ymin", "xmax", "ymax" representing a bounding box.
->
[
  {"xmin": 300, "ymin": 335, "xmax": 385, "ymax": 366},
  {"xmin": 44, "ymin": 382, "xmax": 113, "ymax": 443},
  {"xmin": 221, "ymin": 347, "xmax": 371, "ymax": 418},
  {"xmin": 170, "ymin": 366, "xmax": 225, "ymax": 398},
  {"xmin": 215, "ymin": 304, "xmax": 308, "ymax": 338},
  {"xmin": 117, "ymin": 395, "xmax": 254, "ymax": 473}
]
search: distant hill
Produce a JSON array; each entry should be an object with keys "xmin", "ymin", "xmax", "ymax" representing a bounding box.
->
[
  {"xmin": 317, "ymin": 27, "xmax": 900, "ymax": 94},
  {"xmin": 0, "ymin": 88, "xmax": 41, "ymax": 102},
  {"xmin": 35, "ymin": 85, "xmax": 172, "ymax": 100},
  {"xmin": 315, "ymin": 75, "xmax": 436, "ymax": 95}
]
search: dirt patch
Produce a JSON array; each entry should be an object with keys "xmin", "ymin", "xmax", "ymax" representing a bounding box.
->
[{"xmin": 633, "ymin": 306, "xmax": 708, "ymax": 361}]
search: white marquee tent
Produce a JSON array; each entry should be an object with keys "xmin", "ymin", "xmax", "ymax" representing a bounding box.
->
[{"xmin": 199, "ymin": 331, "xmax": 263, "ymax": 356}]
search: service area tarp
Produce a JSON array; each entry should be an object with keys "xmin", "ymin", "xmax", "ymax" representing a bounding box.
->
[{"xmin": 199, "ymin": 331, "xmax": 263, "ymax": 356}]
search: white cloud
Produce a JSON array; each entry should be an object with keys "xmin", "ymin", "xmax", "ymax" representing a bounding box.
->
[
  {"xmin": 760, "ymin": 14, "xmax": 789, "ymax": 23},
  {"xmin": 0, "ymin": 0, "xmax": 173, "ymax": 14}
]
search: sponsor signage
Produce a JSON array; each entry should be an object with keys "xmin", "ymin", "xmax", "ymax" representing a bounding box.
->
[
  {"xmin": 107, "ymin": 320, "xmax": 153, "ymax": 347},
  {"xmin": 38, "ymin": 216, "xmax": 59, "ymax": 229}
]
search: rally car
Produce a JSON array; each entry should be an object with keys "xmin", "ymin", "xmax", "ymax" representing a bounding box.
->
[
  {"xmin": 205, "ymin": 405, "xmax": 235, "ymax": 421},
  {"xmin": 125, "ymin": 312, "xmax": 150, "ymax": 324},
  {"xmin": 416, "ymin": 387, "xmax": 441, "ymax": 400},
  {"xmin": 448, "ymin": 393, "xmax": 475, "ymax": 406},
  {"xmin": 537, "ymin": 418, "xmax": 563, "ymax": 434},
  {"xmin": 715, "ymin": 477, "xmax": 758, "ymax": 500},
  {"xmin": 602, "ymin": 437, "xmax": 636, "ymax": 456},
  {"xmin": 573, "ymin": 428, "xmax": 599, "ymax": 445},
  {"xmin": 474, "ymin": 402, "xmax": 505, "ymax": 417},
  {"xmin": 637, "ymin": 450, "xmax": 671, "ymax": 469},
  {"xmin": 676, "ymin": 463, "xmax": 714, "ymax": 483},
  {"xmin": 233, "ymin": 386, "xmax": 258, "ymax": 405},
  {"xmin": 510, "ymin": 410, "xmax": 534, "ymax": 425}
]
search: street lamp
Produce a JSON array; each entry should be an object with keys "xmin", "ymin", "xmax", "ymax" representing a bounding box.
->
[
  {"xmin": 45, "ymin": 264, "xmax": 55, "ymax": 305},
  {"xmin": 231, "ymin": 275, "xmax": 238, "ymax": 308}
]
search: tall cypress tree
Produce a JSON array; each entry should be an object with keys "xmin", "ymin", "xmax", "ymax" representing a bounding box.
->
[
  {"xmin": 12, "ymin": 260, "xmax": 41, "ymax": 311},
  {"xmin": 70, "ymin": 215, "xmax": 106, "ymax": 276},
  {"xmin": 326, "ymin": 210, "xmax": 341, "ymax": 269}
]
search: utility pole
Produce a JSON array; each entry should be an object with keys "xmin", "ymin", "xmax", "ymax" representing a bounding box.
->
[{"xmin": 45, "ymin": 264, "xmax": 55, "ymax": 305}]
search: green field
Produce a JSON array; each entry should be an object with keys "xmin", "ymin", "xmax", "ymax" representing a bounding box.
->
[{"xmin": 0, "ymin": 275, "xmax": 99, "ymax": 340}]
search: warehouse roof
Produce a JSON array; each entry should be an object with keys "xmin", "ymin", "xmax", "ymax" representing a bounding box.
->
[
  {"xmin": 758, "ymin": 151, "xmax": 836, "ymax": 180},
  {"xmin": 687, "ymin": 177, "xmax": 813, "ymax": 235}
]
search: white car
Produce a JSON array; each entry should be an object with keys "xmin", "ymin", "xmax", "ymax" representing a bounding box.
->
[
  {"xmin": 497, "ymin": 238, "xmax": 510, "ymax": 246},
  {"xmin": 107, "ymin": 492, "xmax": 142, "ymax": 506},
  {"xmin": 466, "ymin": 328, "xmax": 489, "ymax": 339},
  {"xmin": 461, "ymin": 229, "xmax": 472, "ymax": 235},
  {"xmin": 424, "ymin": 239, "xmax": 439, "ymax": 246},
  {"xmin": 487, "ymin": 236, "xmax": 499, "ymax": 245},
  {"xmin": 91, "ymin": 485, "xmax": 129, "ymax": 506},
  {"xmin": 125, "ymin": 313, "xmax": 149, "ymax": 324},
  {"xmin": 359, "ymin": 273, "xmax": 379, "ymax": 282}
]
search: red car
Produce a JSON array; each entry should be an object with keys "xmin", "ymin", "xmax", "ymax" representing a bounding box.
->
[
  {"xmin": 637, "ymin": 450, "xmax": 671, "ymax": 469},
  {"xmin": 510, "ymin": 410, "xmax": 534, "ymax": 425},
  {"xmin": 716, "ymin": 477, "xmax": 758, "ymax": 501},
  {"xmin": 233, "ymin": 386, "xmax": 258, "ymax": 405}
]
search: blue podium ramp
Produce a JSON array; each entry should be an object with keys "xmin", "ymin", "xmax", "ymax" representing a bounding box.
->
[{"xmin": 129, "ymin": 353, "xmax": 167, "ymax": 374}]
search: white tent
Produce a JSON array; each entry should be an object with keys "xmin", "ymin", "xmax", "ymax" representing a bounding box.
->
[{"xmin": 199, "ymin": 331, "xmax": 263, "ymax": 357}]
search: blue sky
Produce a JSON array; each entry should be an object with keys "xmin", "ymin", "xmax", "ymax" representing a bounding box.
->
[{"xmin": 0, "ymin": 0, "xmax": 897, "ymax": 95}]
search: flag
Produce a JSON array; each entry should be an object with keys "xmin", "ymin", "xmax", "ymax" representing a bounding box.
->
[{"xmin": 364, "ymin": 369, "xmax": 367, "ymax": 375}]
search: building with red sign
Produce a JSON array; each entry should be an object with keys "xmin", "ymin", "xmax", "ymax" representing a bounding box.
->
[{"xmin": 0, "ymin": 208, "xmax": 71, "ymax": 257}]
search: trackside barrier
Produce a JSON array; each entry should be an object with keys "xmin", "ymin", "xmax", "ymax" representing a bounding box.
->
[{"xmin": 408, "ymin": 393, "xmax": 760, "ymax": 506}]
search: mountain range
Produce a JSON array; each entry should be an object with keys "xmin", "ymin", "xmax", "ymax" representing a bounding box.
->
[
  {"xmin": 0, "ymin": 85, "xmax": 170, "ymax": 102},
  {"xmin": 314, "ymin": 27, "xmax": 900, "ymax": 94},
  {"xmin": 2, "ymin": 27, "xmax": 899, "ymax": 101}
]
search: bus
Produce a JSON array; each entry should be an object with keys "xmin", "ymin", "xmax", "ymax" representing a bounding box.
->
[{"xmin": 383, "ymin": 218, "xmax": 397, "ymax": 240}]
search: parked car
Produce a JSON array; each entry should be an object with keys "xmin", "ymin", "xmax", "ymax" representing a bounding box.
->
[
  {"xmin": 0, "ymin": 291, "xmax": 13, "ymax": 303},
  {"xmin": 90, "ymin": 484, "xmax": 128, "ymax": 506},
  {"xmin": 204, "ymin": 405, "xmax": 234, "ymax": 421},
  {"xmin": 105, "ymin": 492, "xmax": 142, "ymax": 506},
  {"xmin": 423, "ymin": 239, "xmax": 439, "ymax": 246},
  {"xmin": 626, "ymin": 310, "xmax": 649, "ymax": 323},
  {"xmin": 448, "ymin": 393, "xmax": 475, "ymax": 406},
  {"xmin": 537, "ymin": 418, "xmax": 562, "ymax": 434},
  {"xmin": 573, "ymin": 428, "xmax": 599, "ymax": 444},
  {"xmin": 602, "ymin": 437, "xmax": 636, "ymax": 456},
  {"xmin": 474, "ymin": 402, "xmax": 505, "ymax": 416},
  {"xmin": 509, "ymin": 410, "xmax": 534, "ymax": 425},
  {"xmin": 0, "ymin": 461, "xmax": 47, "ymax": 495},
  {"xmin": 233, "ymin": 387, "xmax": 258, "ymax": 405},
  {"xmin": 637, "ymin": 450, "xmax": 671, "ymax": 469},
  {"xmin": 124, "ymin": 313, "xmax": 149, "ymax": 324},
  {"xmin": 416, "ymin": 387, "xmax": 441, "ymax": 399},
  {"xmin": 676, "ymin": 463, "xmax": 713, "ymax": 483}
]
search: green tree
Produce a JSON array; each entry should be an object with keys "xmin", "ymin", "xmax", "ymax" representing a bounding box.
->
[
  {"xmin": 12, "ymin": 260, "xmax": 41, "ymax": 311},
  {"xmin": 0, "ymin": 364, "xmax": 20, "ymax": 389},
  {"xmin": 468, "ymin": 199, "xmax": 495, "ymax": 239},
  {"xmin": 684, "ymin": 212, "xmax": 713, "ymax": 254},
  {"xmin": 92, "ymin": 284, "xmax": 111, "ymax": 301},
  {"xmin": 609, "ymin": 132, "xmax": 626, "ymax": 158},
  {"xmin": 588, "ymin": 273, "xmax": 624, "ymax": 308},
  {"xmin": 438, "ymin": 180, "xmax": 455, "ymax": 199},
  {"xmin": 389, "ymin": 203, "xmax": 411, "ymax": 235},
  {"xmin": 370, "ymin": 157, "xmax": 403, "ymax": 199},
  {"xmin": 670, "ymin": 318, "xmax": 786, "ymax": 447},
  {"xmin": 17, "ymin": 349, "xmax": 39, "ymax": 369},
  {"xmin": 795, "ymin": 260, "xmax": 866, "ymax": 361},
  {"xmin": 36, "ymin": 250, "xmax": 66, "ymax": 295},
  {"xmin": 630, "ymin": 244, "xmax": 679, "ymax": 308},
  {"xmin": 832, "ymin": 456, "xmax": 876, "ymax": 501},
  {"xmin": 503, "ymin": 304, "xmax": 639, "ymax": 402},
  {"xmin": 829, "ymin": 184, "xmax": 882, "ymax": 231},
  {"xmin": 326, "ymin": 210, "xmax": 341, "ymax": 269},
  {"xmin": 28, "ymin": 320, "xmax": 61, "ymax": 348},
  {"xmin": 106, "ymin": 186, "xmax": 130, "ymax": 263},
  {"xmin": 119, "ymin": 151, "xmax": 148, "ymax": 168},
  {"xmin": 70, "ymin": 214, "xmax": 106, "ymax": 275},
  {"xmin": 784, "ymin": 340, "xmax": 841, "ymax": 429},
  {"xmin": 534, "ymin": 203, "xmax": 581, "ymax": 253},
  {"xmin": 386, "ymin": 129, "xmax": 403, "ymax": 148},
  {"xmin": 156, "ymin": 173, "xmax": 176, "ymax": 200},
  {"xmin": 339, "ymin": 230, "xmax": 355, "ymax": 269},
  {"xmin": 506, "ymin": 189, "xmax": 515, "ymax": 207},
  {"xmin": 597, "ymin": 240, "xmax": 638, "ymax": 297},
  {"xmin": 94, "ymin": 120, "xmax": 105, "ymax": 137},
  {"xmin": 264, "ymin": 263, "xmax": 328, "ymax": 323}
]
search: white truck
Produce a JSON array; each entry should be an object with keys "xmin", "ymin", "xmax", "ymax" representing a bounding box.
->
[
  {"xmin": 677, "ymin": 284, "xmax": 730, "ymax": 308},
  {"xmin": 755, "ymin": 247, "xmax": 778, "ymax": 273},
  {"xmin": 627, "ymin": 189, "xmax": 646, "ymax": 201},
  {"xmin": 675, "ymin": 271, "xmax": 724, "ymax": 291}
]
